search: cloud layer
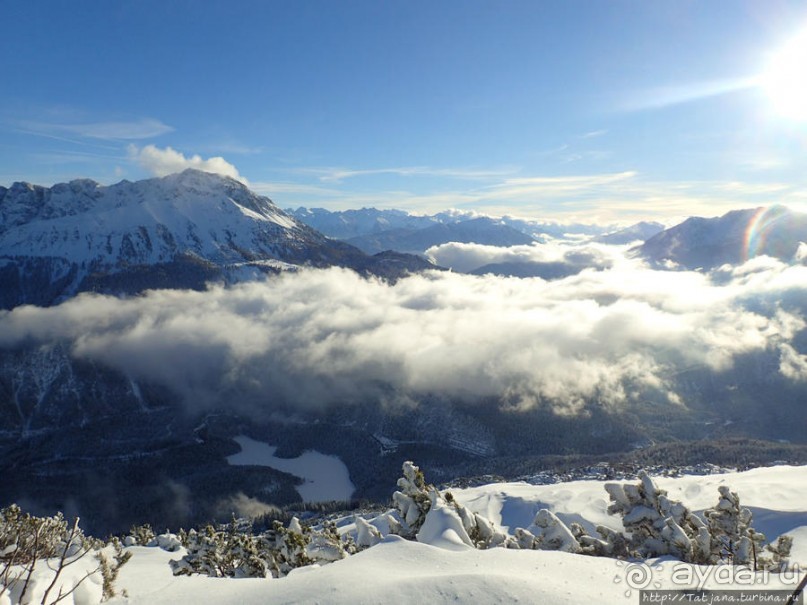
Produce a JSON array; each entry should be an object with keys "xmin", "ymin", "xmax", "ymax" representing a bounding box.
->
[
  {"xmin": 2, "ymin": 249, "xmax": 806, "ymax": 419},
  {"xmin": 426, "ymin": 240, "xmax": 618, "ymax": 274},
  {"xmin": 130, "ymin": 144, "xmax": 247, "ymax": 183}
]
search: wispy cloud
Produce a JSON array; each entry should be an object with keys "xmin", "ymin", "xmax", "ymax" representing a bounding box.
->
[
  {"xmin": 19, "ymin": 117, "xmax": 174, "ymax": 140},
  {"xmin": 581, "ymin": 129, "xmax": 608, "ymax": 139},
  {"xmin": 250, "ymin": 181, "xmax": 345, "ymax": 198},
  {"xmin": 486, "ymin": 171, "xmax": 638, "ymax": 199},
  {"xmin": 128, "ymin": 144, "xmax": 247, "ymax": 184},
  {"xmin": 258, "ymin": 165, "xmax": 801, "ymax": 223},
  {"xmin": 297, "ymin": 165, "xmax": 520, "ymax": 183},
  {"xmin": 196, "ymin": 142, "xmax": 265, "ymax": 156}
]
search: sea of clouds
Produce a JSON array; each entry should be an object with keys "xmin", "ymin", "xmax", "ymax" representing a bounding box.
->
[{"xmin": 1, "ymin": 242, "xmax": 805, "ymax": 416}]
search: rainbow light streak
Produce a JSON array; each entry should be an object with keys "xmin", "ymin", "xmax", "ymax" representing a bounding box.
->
[{"xmin": 743, "ymin": 206, "xmax": 790, "ymax": 261}]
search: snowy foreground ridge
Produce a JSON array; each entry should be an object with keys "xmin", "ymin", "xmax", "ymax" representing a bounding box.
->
[{"xmin": 3, "ymin": 464, "xmax": 807, "ymax": 605}]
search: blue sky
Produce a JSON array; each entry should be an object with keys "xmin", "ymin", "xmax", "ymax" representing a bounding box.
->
[{"xmin": 2, "ymin": 0, "xmax": 807, "ymax": 222}]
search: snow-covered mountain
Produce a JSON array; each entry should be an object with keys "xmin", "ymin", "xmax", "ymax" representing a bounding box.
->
[
  {"xmin": 634, "ymin": 206, "xmax": 807, "ymax": 270},
  {"xmin": 594, "ymin": 220, "xmax": 665, "ymax": 245},
  {"xmin": 286, "ymin": 207, "xmax": 445, "ymax": 240},
  {"xmin": 0, "ymin": 170, "xmax": 431, "ymax": 308},
  {"xmin": 289, "ymin": 206, "xmax": 610, "ymax": 247},
  {"xmin": 344, "ymin": 217, "xmax": 537, "ymax": 255}
]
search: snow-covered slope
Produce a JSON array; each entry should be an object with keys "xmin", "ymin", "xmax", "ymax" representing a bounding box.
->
[
  {"xmin": 0, "ymin": 170, "xmax": 427, "ymax": 308},
  {"xmin": 452, "ymin": 465, "xmax": 807, "ymax": 546},
  {"xmin": 101, "ymin": 464, "xmax": 805, "ymax": 604}
]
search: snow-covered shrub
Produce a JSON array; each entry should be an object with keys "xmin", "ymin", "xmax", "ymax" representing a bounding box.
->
[
  {"xmin": 150, "ymin": 533, "xmax": 183, "ymax": 552},
  {"xmin": 170, "ymin": 516, "xmax": 355, "ymax": 580},
  {"xmin": 0, "ymin": 503, "xmax": 129, "ymax": 605},
  {"xmin": 604, "ymin": 472, "xmax": 794, "ymax": 568},
  {"xmin": 269, "ymin": 517, "xmax": 311, "ymax": 575},
  {"xmin": 703, "ymin": 486, "xmax": 793, "ymax": 570},
  {"xmin": 169, "ymin": 523, "xmax": 275, "ymax": 579},
  {"xmin": 305, "ymin": 521, "xmax": 350, "ymax": 563},
  {"xmin": 124, "ymin": 523, "xmax": 156, "ymax": 547},
  {"xmin": 443, "ymin": 491, "xmax": 509, "ymax": 549},
  {"xmin": 761, "ymin": 534, "xmax": 793, "ymax": 571},
  {"xmin": 390, "ymin": 463, "xmax": 509, "ymax": 549},
  {"xmin": 354, "ymin": 517, "xmax": 382, "ymax": 549},
  {"xmin": 391, "ymin": 461, "xmax": 433, "ymax": 538},
  {"xmin": 703, "ymin": 485, "xmax": 761, "ymax": 565},
  {"xmin": 571, "ymin": 522, "xmax": 630, "ymax": 558},
  {"xmin": 605, "ymin": 471, "xmax": 711, "ymax": 562},
  {"xmin": 523, "ymin": 509, "xmax": 582, "ymax": 553},
  {"xmin": 97, "ymin": 543, "xmax": 133, "ymax": 601}
]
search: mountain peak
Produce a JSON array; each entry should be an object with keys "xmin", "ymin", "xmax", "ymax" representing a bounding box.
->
[{"xmin": 0, "ymin": 172, "xmax": 432, "ymax": 309}]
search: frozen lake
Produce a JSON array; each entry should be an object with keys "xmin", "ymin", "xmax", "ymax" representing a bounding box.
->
[{"xmin": 227, "ymin": 435, "xmax": 355, "ymax": 502}]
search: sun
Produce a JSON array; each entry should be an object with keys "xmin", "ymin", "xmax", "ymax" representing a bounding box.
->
[{"xmin": 761, "ymin": 28, "xmax": 807, "ymax": 121}]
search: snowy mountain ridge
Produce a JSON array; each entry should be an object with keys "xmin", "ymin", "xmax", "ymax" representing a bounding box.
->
[
  {"xmin": 0, "ymin": 170, "xmax": 309, "ymax": 268},
  {"xmin": 0, "ymin": 170, "xmax": 431, "ymax": 308}
]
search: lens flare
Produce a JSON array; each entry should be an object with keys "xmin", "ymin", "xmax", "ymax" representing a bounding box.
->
[
  {"xmin": 743, "ymin": 206, "xmax": 791, "ymax": 261},
  {"xmin": 761, "ymin": 28, "xmax": 807, "ymax": 121}
]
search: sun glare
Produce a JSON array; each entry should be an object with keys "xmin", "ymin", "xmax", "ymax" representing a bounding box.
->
[{"xmin": 761, "ymin": 27, "xmax": 807, "ymax": 121}]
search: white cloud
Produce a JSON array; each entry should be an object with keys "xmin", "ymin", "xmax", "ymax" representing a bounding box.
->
[
  {"xmin": 130, "ymin": 144, "xmax": 247, "ymax": 183},
  {"xmin": 426, "ymin": 240, "xmax": 619, "ymax": 274},
  {"xmin": 1, "ymin": 254, "xmax": 805, "ymax": 417},
  {"xmin": 780, "ymin": 343, "xmax": 807, "ymax": 381},
  {"xmin": 22, "ymin": 117, "xmax": 174, "ymax": 140},
  {"xmin": 265, "ymin": 158, "xmax": 804, "ymax": 223}
]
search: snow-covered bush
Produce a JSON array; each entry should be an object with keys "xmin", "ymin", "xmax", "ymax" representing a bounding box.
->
[
  {"xmin": 521, "ymin": 509, "xmax": 582, "ymax": 553},
  {"xmin": 391, "ymin": 462, "xmax": 509, "ymax": 549},
  {"xmin": 170, "ymin": 516, "xmax": 354, "ymax": 579},
  {"xmin": 703, "ymin": 485, "xmax": 761, "ymax": 565},
  {"xmin": 0, "ymin": 503, "xmax": 129, "ymax": 605},
  {"xmin": 269, "ymin": 517, "xmax": 310, "ymax": 575},
  {"xmin": 169, "ymin": 522, "xmax": 276, "ymax": 579},
  {"xmin": 304, "ymin": 521, "xmax": 352, "ymax": 564},
  {"xmin": 761, "ymin": 534, "xmax": 793, "ymax": 571},
  {"xmin": 354, "ymin": 517, "xmax": 382, "ymax": 549},
  {"xmin": 571, "ymin": 522, "xmax": 630, "ymax": 558},
  {"xmin": 604, "ymin": 471, "xmax": 711, "ymax": 562},
  {"xmin": 124, "ymin": 523, "xmax": 156, "ymax": 547},
  {"xmin": 443, "ymin": 491, "xmax": 509, "ymax": 549},
  {"xmin": 604, "ymin": 472, "xmax": 793, "ymax": 568},
  {"xmin": 391, "ymin": 461, "xmax": 433, "ymax": 538},
  {"xmin": 703, "ymin": 485, "xmax": 792, "ymax": 570}
]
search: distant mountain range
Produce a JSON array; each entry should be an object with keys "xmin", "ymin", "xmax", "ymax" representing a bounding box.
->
[
  {"xmin": 594, "ymin": 221, "xmax": 665, "ymax": 245},
  {"xmin": 0, "ymin": 170, "xmax": 433, "ymax": 309},
  {"xmin": 288, "ymin": 204, "xmax": 807, "ymax": 274},
  {"xmin": 287, "ymin": 207, "xmax": 669, "ymax": 261},
  {"xmin": 343, "ymin": 217, "xmax": 537, "ymax": 255}
]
